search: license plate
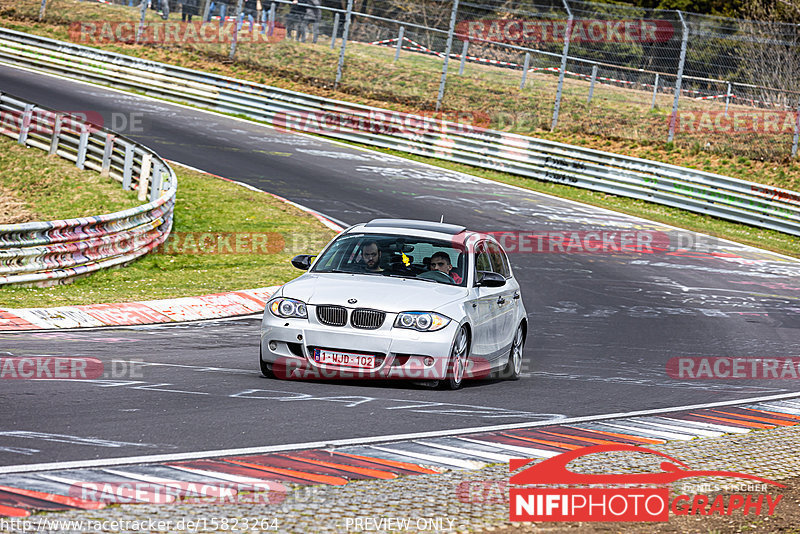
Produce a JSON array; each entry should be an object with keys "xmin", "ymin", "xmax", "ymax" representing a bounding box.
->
[{"xmin": 313, "ymin": 349, "xmax": 375, "ymax": 369}]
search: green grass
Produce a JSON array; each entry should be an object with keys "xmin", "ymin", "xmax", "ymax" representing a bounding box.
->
[{"xmin": 0, "ymin": 156, "xmax": 336, "ymax": 308}]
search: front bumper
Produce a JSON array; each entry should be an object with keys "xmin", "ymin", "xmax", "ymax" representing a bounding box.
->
[{"xmin": 260, "ymin": 310, "xmax": 458, "ymax": 381}]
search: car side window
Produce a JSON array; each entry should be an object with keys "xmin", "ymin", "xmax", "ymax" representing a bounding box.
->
[
  {"xmin": 487, "ymin": 242, "xmax": 511, "ymax": 279},
  {"xmin": 475, "ymin": 242, "xmax": 492, "ymax": 276}
]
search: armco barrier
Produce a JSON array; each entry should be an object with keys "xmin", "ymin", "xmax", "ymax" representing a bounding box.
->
[
  {"xmin": 0, "ymin": 90, "xmax": 176, "ymax": 286},
  {"xmin": 0, "ymin": 27, "xmax": 798, "ymax": 236}
]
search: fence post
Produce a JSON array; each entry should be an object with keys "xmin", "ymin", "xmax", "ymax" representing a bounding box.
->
[
  {"xmin": 458, "ymin": 40, "xmax": 469, "ymax": 75},
  {"xmin": 138, "ymin": 153, "xmax": 152, "ymax": 202},
  {"xmin": 202, "ymin": 0, "xmax": 212, "ymax": 22},
  {"xmin": 18, "ymin": 104, "xmax": 33, "ymax": 145},
  {"xmin": 435, "ymin": 0, "xmax": 460, "ymax": 112},
  {"xmin": 49, "ymin": 113, "xmax": 63, "ymax": 156},
  {"xmin": 229, "ymin": 0, "xmax": 244, "ymax": 60},
  {"xmin": 268, "ymin": 3, "xmax": 275, "ymax": 36},
  {"xmin": 519, "ymin": 53, "xmax": 531, "ymax": 90},
  {"xmin": 136, "ymin": 0, "xmax": 148, "ymax": 42},
  {"xmin": 150, "ymin": 162, "xmax": 163, "ymax": 202},
  {"xmin": 724, "ymin": 82, "xmax": 732, "ymax": 117},
  {"xmin": 122, "ymin": 144, "xmax": 134, "ymax": 190},
  {"xmin": 330, "ymin": 12, "xmax": 339, "ymax": 49},
  {"xmin": 668, "ymin": 10, "xmax": 688, "ymax": 143},
  {"xmin": 587, "ymin": 64, "xmax": 597, "ymax": 103},
  {"xmin": 38, "ymin": 0, "xmax": 47, "ymax": 20},
  {"xmin": 334, "ymin": 0, "xmax": 353, "ymax": 90},
  {"xmin": 76, "ymin": 125, "xmax": 89, "ymax": 170},
  {"xmin": 394, "ymin": 26, "xmax": 404, "ymax": 62},
  {"xmin": 651, "ymin": 72, "xmax": 659, "ymax": 110},
  {"xmin": 101, "ymin": 133, "xmax": 115, "ymax": 177},
  {"xmin": 551, "ymin": 1, "xmax": 573, "ymax": 131},
  {"xmin": 793, "ymin": 97, "xmax": 800, "ymax": 158}
]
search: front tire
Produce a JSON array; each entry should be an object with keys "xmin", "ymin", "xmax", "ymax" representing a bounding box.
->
[
  {"xmin": 440, "ymin": 325, "xmax": 469, "ymax": 390},
  {"xmin": 259, "ymin": 345, "xmax": 274, "ymax": 378},
  {"xmin": 499, "ymin": 324, "xmax": 524, "ymax": 380}
]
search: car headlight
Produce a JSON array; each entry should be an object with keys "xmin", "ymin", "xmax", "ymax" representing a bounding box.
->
[
  {"xmin": 394, "ymin": 312, "xmax": 451, "ymax": 332},
  {"xmin": 269, "ymin": 298, "xmax": 308, "ymax": 319}
]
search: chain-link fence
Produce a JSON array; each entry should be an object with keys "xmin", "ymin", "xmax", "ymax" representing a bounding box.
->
[{"xmin": 31, "ymin": 0, "xmax": 800, "ymax": 160}]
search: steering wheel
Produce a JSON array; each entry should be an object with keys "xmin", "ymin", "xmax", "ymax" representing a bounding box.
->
[{"xmin": 417, "ymin": 270, "xmax": 455, "ymax": 284}]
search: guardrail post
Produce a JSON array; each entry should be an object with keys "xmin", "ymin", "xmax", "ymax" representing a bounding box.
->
[
  {"xmin": 49, "ymin": 113, "xmax": 63, "ymax": 155},
  {"xmin": 334, "ymin": 0, "xmax": 353, "ymax": 90},
  {"xmin": 202, "ymin": 0, "xmax": 212, "ymax": 23},
  {"xmin": 587, "ymin": 64, "xmax": 597, "ymax": 103},
  {"xmin": 18, "ymin": 104, "xmax": 33, "ymax": 146},
  {"xmin": 76, "ymin": 124, "xmax": 89, "ymax": 170},
  {"xmin": 520, "ymin": 53, "xmax": 531, "ymax": 90},
  {"xmin": 668, "ymin": 10, "xmax": 688, "ymax": 142},
  {"xmin": 122, "ymin": 143, "xmax": 134, "ymax": 190},
  {"xmin": 102, "ymin": 133, "xmax": 116, "ymax": 177},
  {"xmin": 458, "ymin": 40, "xmax": 469, "ymax": 75},
  {"xmin": 138, "ymin": 153, "xmax": 152, "ymax": 201},
  {"xmin": 38, "ymin": 0, "xmax": 47, "ymax": 20},
  {"xmin": 136, "ymin": 0, "xmax": 148, "ymax": 43},
  {"xmin": 724, "ymin": 82, "xmax": 732, "ymax": 117},
  {"xmin": 394, "ymin": 26, "xmax": 404, "ymax": 63},
  {"xmin": 435, "ymin": 0, "xmax": 460, "ymax": 112},
  {"xmin": 229, "ymin": 0, "xmax": 244, "ymax": 59},
  {"xmin": 150, "ymin": 161, "xmax": 163, "ymax": 201},
  {"xmin": 651, "ymin": 73, "xmax": 659, "ymax": 110},
  {"xmin": 551, "ymin": 1, "xmax": 573, "ymax": 131},
  {"xmin": 330, "ymin": 12, "xmax": 339, "ymax": 49},
  {"xmin": 792, "ymin": 97, "xmax": 800, "ymax": 159}
]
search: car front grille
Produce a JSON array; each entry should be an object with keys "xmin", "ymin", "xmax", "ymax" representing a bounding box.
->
[
  {"xmin": 316, "ymin": 305, "xmax": 348, "ymax": 327},
  {"xmin": 351, "ymin": 309, "xmax": 386, "ymax": 330}
]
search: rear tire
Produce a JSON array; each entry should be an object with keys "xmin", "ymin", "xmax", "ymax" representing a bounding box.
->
[
  {"xmin": 440, "ymin": 325, "xmax": 469, "ymax": 390},
  {"xmin": 259, "ymin": 345, "xmax": 274, "ymax": 378},
  {"xmin": 499, "ymin": 324, "xmax": 524, "ymax": 380}
]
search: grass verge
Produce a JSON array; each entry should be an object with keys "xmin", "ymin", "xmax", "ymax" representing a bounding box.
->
[{"xmin": 0, "ymin": 153, "xmax": 336, "ymax": 308}]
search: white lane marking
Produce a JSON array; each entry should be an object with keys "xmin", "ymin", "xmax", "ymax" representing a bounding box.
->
[
  {"xmin": 412, "ymin": 440, "xmax": 515, "ymax": 463},
  {"xmin": 0, "ymin": 446, "xmax": 39, "ymax": 456},
  {"xmin": 165, "ymin": 465, "xmax": 277, "ymax": 487},
  {"xmin": 456, "ymin": 437, "xmax": 558, "ymax": 458},
  {"xmin": 0, "ymin": 432, "xmax": 161, "ymax": 448},
  {"xmin": 625, "ymin": 418, "xmax": 723, "ymax": 438},
  {"xmin": 649, "ymin": 416, "xmax": 749, "ymax": 434},
  {"xmin": 367, "ymin": 446, "xmax": 483, "ymax": 470},
  {"xmin": 3, "ymin": 391, "xmax": 800, "ymax": 475},
  {"xmin": 588, "ymin": 422, "xmax": 696, "ymax": 441}
]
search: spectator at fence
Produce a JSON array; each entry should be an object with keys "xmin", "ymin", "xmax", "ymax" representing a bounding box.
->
[
  {"xmin": 242, "ymin": 0, "xmax": 259, "ymax": 31},
  {"xmin": 286, "ymin": 0, "xmax": 308, "ymax": 41},
  {"xmin": 181, "ymin": 0, "xmax": 198, "ymax": 22},
  {"xmin": 301, "ymin": 0, "xmax": 321, "ymax": 43}
]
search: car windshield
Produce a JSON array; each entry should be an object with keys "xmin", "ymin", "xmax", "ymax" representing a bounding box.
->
[{"xmin": 311, "ymin": 233, "xmax": 468, "ymax": 286}]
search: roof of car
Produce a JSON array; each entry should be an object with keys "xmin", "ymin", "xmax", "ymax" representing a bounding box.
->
[{"xmin": 362, "ymin": 219, "xmax": 467, "ymax": 236}]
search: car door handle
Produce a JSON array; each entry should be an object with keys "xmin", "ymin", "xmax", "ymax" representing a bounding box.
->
[
  {"xmin": 497, "ymin": 297, "xmax": 506, "ymax": 305},
  {"xmin": 513, "ymin": 292, "xmax": 520, "ymax": 300}
]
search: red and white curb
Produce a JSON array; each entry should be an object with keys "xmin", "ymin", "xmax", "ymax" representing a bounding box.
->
[{"xmin": 0, "ymin": 162, "xmax": 344, "ymax": 332}]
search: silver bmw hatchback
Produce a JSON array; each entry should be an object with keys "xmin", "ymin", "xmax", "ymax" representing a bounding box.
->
[{"xmin": 259, "ymin": 219, "xmax": 527, "ymax": 389}]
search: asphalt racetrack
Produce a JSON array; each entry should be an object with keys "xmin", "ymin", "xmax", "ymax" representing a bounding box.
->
[{"xmin": 1, "ymin": 63, "xmax": 799, "ymax": 468}]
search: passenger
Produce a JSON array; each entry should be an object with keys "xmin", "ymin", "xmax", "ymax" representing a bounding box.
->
[
  {"xmin": 359, "ymin": 241, "xmax": 383, "ymax": 272},
  {"xmin": 430, "ymin": 251, "xmax": 461, "ymax": 283}
]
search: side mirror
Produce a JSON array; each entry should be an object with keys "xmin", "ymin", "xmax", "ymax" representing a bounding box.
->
[
  {"xmin": 476, "ymin": 271, "xmax": 506, "ymax": 288},
  {"xmin": 291, "ymin": 254, "xmax": 315, "ymax": 271}
]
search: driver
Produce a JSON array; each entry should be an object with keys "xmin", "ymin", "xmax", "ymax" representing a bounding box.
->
[
  {"xmin": 430, "ymin": 251, "xmax": 462, "ymax": 283},
  {"xmin": 359, "ymin": 241, "xmax": 383, "ymax": 272}
]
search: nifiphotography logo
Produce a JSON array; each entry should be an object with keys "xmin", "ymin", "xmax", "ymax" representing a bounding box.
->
[{"xmin": 509, "ymin": 444, "xmax": 783, "ymax": 522}]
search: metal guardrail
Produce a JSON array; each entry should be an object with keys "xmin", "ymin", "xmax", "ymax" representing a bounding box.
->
[
  {"xmin": 0, "ymin": 88, "xmax": 176, "ymax": 286},
  {"xmin": 0, "ymin": 27, "xmax": 798, "ymax": 237}
]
